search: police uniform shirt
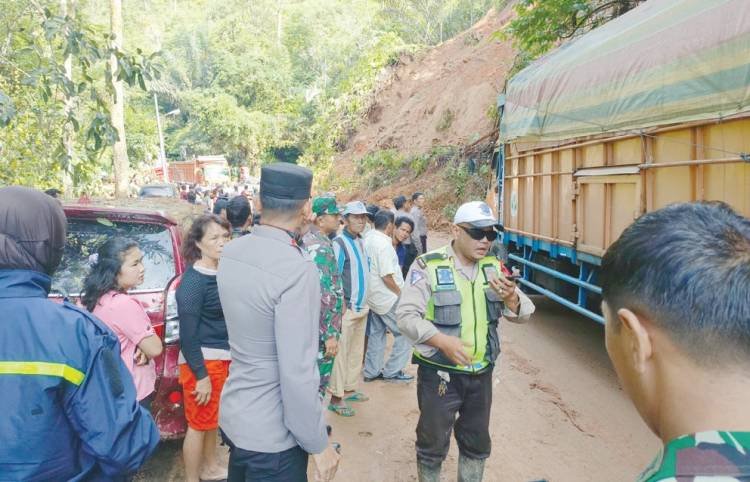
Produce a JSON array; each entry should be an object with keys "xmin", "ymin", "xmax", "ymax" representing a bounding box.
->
[
  {"xmin": 396, "ymin": 244, "xmax": 535, "ymax": 359},
  {"xmin": 218, "ymin": 162, "xmax": 322, "ymax": 455}
]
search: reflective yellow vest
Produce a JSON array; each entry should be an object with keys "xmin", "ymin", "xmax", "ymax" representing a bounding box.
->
[{"xmin": 413, "ymin": 246, "xmax": 505, "ymax": 374}]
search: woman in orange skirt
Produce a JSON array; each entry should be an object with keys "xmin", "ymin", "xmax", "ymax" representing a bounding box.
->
[{"xmin": 177, "ymin": 215, "xmax": 232, "ymax": 482}]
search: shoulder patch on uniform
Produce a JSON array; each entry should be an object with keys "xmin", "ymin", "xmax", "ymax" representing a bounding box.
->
[
  {"xmin": 416, "ymin": 251, "xmax": 447, "ymax": 269},
  {"xmin": 410, "ymin": 270, "xmax": 426, "ymax": 285}
]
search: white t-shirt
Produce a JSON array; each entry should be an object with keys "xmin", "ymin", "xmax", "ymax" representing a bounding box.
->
[{"xmin": 364, "ymin": 229, "xmax": 404, "ymax": 315}]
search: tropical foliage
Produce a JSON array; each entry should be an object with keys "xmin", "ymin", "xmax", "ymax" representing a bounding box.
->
[
  {"xmin": 502, "ymin": 0, "xmax": 643, "ymax": 71},
  {"xmin": 0, "ymin": 1, "xmax": 158, "ymax": 190},
  {"xmin": 1, "ymin": 0, "xmax": 505, "ymax": 193}
]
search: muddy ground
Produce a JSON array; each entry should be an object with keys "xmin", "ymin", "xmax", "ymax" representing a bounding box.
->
[{"xmin": 138, "ymin": 234, "xmax": 660, "ymax": 482}]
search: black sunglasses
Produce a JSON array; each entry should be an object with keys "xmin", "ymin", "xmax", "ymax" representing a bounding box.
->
[{"xmin": 459, "ymin": 225, "xmax": 498, "ymax": 242}]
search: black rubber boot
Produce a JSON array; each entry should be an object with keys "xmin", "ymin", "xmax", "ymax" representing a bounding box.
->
[
  {"xmin": 417, "ymin": 461, "xmax": 442, "ymax": 482},
  {"xmin": 457, "ymin": 454, "xmax": 486, "ymax": 482}
]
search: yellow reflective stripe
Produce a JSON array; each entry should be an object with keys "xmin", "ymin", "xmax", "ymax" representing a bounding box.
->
[{"xmin": 0, "ymin": 361, "xmax": 85, "ymax": 385}]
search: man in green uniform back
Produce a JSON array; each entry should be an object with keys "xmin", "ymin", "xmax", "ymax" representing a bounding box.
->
[{"xmin": 600, "ymin": 201, "xmax": 750, "ymax": 481}]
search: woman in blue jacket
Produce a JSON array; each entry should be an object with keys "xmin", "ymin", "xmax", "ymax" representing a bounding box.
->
[{"xmin": 0, "ymin": 186, "xmax": 159, "ymax": 481}]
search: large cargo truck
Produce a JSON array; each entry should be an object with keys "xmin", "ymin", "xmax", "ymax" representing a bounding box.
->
[
  {"xmin": 167, "ymin": 155, "xmax": 230, "ymax": 185},
  {"xmin": 492, "ymin": 0, "xmax": 750, "ymax": 323}
]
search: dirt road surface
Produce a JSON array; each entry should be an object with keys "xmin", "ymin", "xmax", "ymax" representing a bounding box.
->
[{"xmin": 138, "ymin": 233, "xmax": 660, "ymax": 482}]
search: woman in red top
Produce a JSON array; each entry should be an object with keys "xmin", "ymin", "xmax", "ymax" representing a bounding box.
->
[{"xmin": 82, "ymin": 238, "xmax": 163, "ymax": 408}]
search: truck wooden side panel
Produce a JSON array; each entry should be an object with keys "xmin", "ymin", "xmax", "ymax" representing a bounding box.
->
[{"xmin": 503, "ymin": 117, "xmax": 750, "ymax": 258}]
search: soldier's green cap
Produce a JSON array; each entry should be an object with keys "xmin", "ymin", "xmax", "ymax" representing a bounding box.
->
[{"xmin": 312, "ymin": 196, "xmax": 340, "ymax": 215}]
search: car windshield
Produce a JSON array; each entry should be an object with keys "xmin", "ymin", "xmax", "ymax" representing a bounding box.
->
[
  {"xmin": 51, "ymin": 218, "xmax": 176, "ymax": 297},
  {"xmin": 140, "ymin": 185, "xmax": 174, "ymax": 197}
]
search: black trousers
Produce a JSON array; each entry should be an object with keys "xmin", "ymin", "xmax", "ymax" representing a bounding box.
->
[
  {"xmin": 415, "ymin": 365, "xmax": 493, "ymax": 466},
  {"xmin": 225, "ymin": 436, "xmax": 309, "ymax": 482},
  {"xmin": 420, "ymin": 235, "xmax": 427, "ymax": 254},
  {"xmin": 402, "ymin": 243, "xmax": 419, "ymax": 278}
]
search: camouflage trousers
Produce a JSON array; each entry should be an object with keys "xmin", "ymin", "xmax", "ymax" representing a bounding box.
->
[{"xmin": 318, "ymin": 350, "xmax": 334, "ymax": 398}]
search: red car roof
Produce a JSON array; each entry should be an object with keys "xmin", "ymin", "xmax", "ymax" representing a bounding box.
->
[{"xmin": 63, "ymin": 204, "xmax": 178, "ymax": 226}]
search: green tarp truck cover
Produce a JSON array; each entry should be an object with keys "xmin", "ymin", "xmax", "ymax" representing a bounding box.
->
[{"xmin": 499, "ymin": 0, "xmax": 750, "ymax": 143}]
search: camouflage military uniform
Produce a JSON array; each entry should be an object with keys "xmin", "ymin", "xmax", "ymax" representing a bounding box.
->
[
  {"xmin": 638, "ymin": 431, "xmax": 750, "ymax": 481},
  {"xmin": 302, "ymin": 226, "xmax": 344, "ymax": 397}
]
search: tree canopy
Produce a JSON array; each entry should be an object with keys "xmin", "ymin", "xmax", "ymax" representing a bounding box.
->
[
  {"xmin": 1, "ymin": 0, "xmax": 503, "ymax": 193},
  {"xmin": 502, "ymin": 0, "xmax": 643, "ymax": 71}
]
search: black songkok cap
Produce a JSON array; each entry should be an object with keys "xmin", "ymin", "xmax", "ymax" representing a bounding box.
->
[{"xmin": 260, "ymin": 162, "xmax": 313, "ymax": 200}]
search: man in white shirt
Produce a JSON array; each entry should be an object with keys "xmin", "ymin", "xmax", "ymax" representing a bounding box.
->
[{"xmin": 363, "ymin": 209, "xmax": 414, "ymax": 383}]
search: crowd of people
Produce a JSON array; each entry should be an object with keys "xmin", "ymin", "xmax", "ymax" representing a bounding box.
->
[
  {"xmin": 1, "ymin": 168, "xmax": 749, "ymax": 482},
  {"xmin": 178, "ymin": 182, "xmax": 256, "ymax": 215}
]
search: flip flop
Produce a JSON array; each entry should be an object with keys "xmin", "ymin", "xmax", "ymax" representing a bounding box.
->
[
  {"xmin": 344, "ymin": 391, "xmax": 369, "ymax": 402},
  {"xmin": 328, "ymin": 403, "xmax": 355, "ymax": 417}
]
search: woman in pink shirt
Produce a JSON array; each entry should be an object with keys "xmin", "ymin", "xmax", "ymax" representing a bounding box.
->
[{"xmin": 82, "ymin": 238, "xmax": 163, "ymax": 408}]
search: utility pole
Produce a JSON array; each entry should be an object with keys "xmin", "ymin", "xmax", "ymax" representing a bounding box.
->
[
  {"xmin": 110, "ymin": 0, "xmax": 129, "ymax": 198},
  {"xmin": 153, "ymin": 93, "xmax": 168, "ymax": 182},
  {"xmin": 61, "ymin": 0, "xmax": 75, "ymax": 194}
]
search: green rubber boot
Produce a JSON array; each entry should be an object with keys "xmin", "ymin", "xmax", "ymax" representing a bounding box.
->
[
  {"xmin": 417, "ymin": 461, "xmax": 442, "ymax": 482},
  {"xmin": 457, "ymin": 454, "xmax": 486, "ymax": 482}
]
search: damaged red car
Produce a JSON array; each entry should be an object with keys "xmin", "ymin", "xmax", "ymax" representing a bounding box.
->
[{"xmin": 52, "ymin": 205, "xmax": 187, "ymax": 439}]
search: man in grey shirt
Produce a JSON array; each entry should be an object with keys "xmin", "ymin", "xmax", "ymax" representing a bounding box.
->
[
  {"xmin": 218, "ymin": 162, "xmax": 340, "ymax": 482},
  {"xmin": 410, "ymin": 192, "xmax": 428, "ymax": 253}
]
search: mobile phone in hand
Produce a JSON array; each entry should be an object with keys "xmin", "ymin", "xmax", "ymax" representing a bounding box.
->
[{"xmin": 482, "ymin": 265, "xmax": 500, "ymax": 282}]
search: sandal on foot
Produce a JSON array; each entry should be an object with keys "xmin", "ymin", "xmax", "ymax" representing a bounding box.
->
[
  {"xmin": 328, "ymin": 403, "xmax": 355, "ymax": 417},
  {"xmin": 344, "ymin": 391, "xmax": 369, "ymax": 402}
]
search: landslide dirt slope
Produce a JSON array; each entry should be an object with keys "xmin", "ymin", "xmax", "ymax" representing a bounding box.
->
[
  {"xmin": 335, "ymin": 6, "xmax": 517, "ymax": 223},
  {"xmin": 346, "ymin": 7, "xmax": 515, "ymax": 160}
]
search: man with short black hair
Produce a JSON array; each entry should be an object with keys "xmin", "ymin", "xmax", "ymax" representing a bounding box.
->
[
  {"xmin": 213, "ymin": 197, "xmax": 229, "ymax": 220},
  {"xmin": 226, "ymin": 195, "xmax": 252, "ymax": 238},
  {"xmin": 363, "ymin": 203, "xmax": 380, "ymax": 238},
  {"xmin": 600, "ymin": 201, "xmax": 750, "ymax": 482},
  {"xmin": 363, "ymin": 210, "xmax": 413, "ymax": 384},
  {"xmin": 44, "ymin": 188, "xmax": 62, "ymax": 198},
  {"xmin": 394, "ymin": 216, "xmax": 415, "ymax": 277},
  {"xmin": 218, "ymin": 163, "xmax": 340, "ymax": 482},
  {"xmin": 394, "ymin": 195, "xmax": 422, "ymax": 273}
]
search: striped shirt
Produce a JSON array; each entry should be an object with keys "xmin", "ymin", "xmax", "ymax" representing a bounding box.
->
[{"xmin": 333, "ymin": 229, "xmax": 370, "ymax": 311}]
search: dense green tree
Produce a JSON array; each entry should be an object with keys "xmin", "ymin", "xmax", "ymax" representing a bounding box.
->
[
  {"xmin": 378, "ymin": 0, "xmax": 497, "ymax": 45},
  {"xmin": 0, "ymin": 0, "xmax": 158, "ymax": 191},
  {"xmin": 504, "ymin": 0, "xmax": 643, "ymax": 62},
  {"xmin": 2, "ymin": 0, "xmax": 502, "ymax": 190}
]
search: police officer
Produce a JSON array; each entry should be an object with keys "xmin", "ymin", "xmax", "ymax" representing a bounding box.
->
[
  {"xmin": 217, "ymin": 163, "xmax": 341, "ymax": 482},
  {"xmin": 397, "ymin": 201, "xmax": 535, "ymax": 482},
  {"xmin": 0, "ymin": 186, "xmax": 159, "ymax": 480}
]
